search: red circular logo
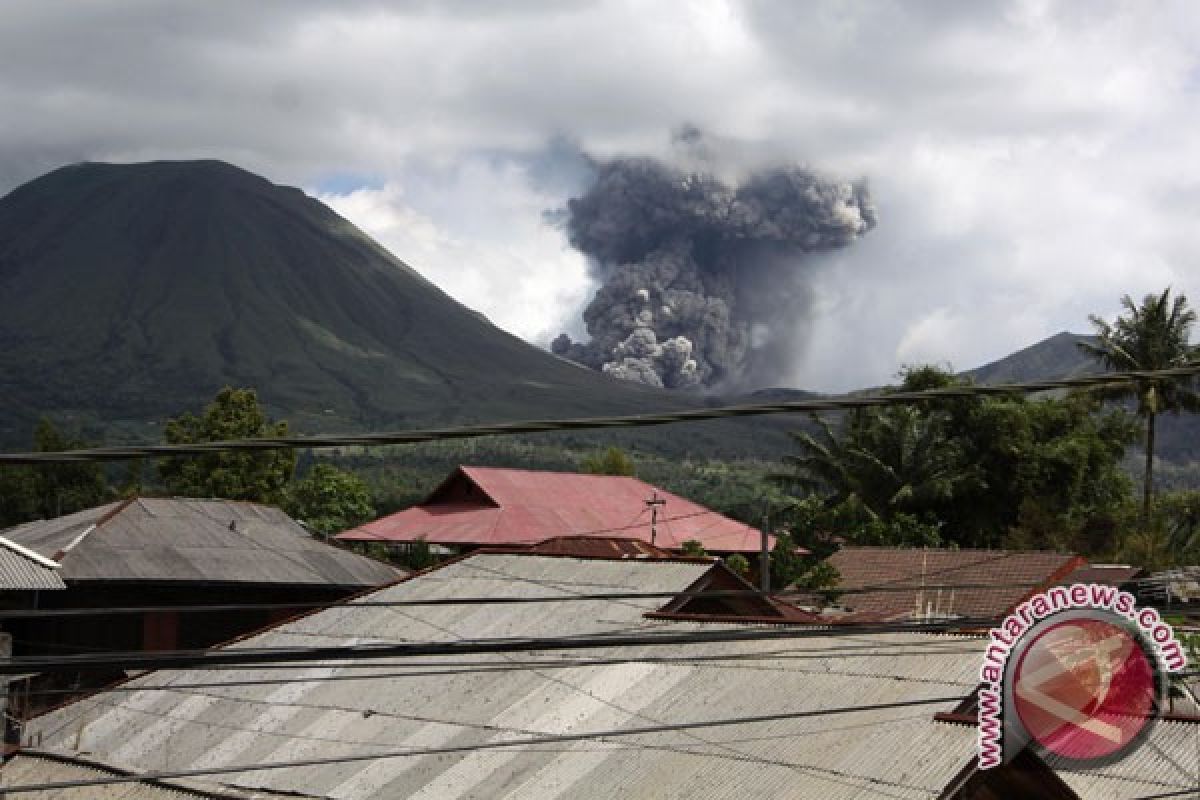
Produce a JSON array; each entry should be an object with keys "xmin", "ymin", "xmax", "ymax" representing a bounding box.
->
[{"xmin": 1012, "ymin": 616, "xmax": 1158, "ymax": 763}]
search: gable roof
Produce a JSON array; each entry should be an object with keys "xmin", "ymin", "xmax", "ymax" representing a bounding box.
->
[
  {"xmin": 337, "ymin": 466, "xmax": 771, "ymax": 553},
  {"xmin": 27, "ymin": 551, "xmax": 988, "ymax": 800},
  {"xmin": 2, "ymin": 497, "xmax": 399, "ymax": 588},
  {"xmin": 820, "ymin": 546, "xmax": 1085, "ymax": 621},
  {"xmin": 0, "ymin": 535, "xmax": 65, "ymax": 591}
]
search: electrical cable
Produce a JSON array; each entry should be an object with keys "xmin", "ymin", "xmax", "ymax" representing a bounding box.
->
[
  {"xmin": 6, "ymin": 641, "xmax": 990, "ymax": 703},
  {"xmin": 0, "ymin": 577, "xmax": 1105, "ymax": 620},
  {"xmin": 0, "ymin": 616, "xmax": 1012, "ymax": 675},
  {"xmin": 2, "ymin": 365, "xmax": 1197, "ymax": 464}
]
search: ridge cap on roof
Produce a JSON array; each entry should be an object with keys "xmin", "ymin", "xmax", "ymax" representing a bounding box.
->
[
  {"xmin": 461, "ymin": 465, "xmax": 646, "ymax": 483},
  {"xmin": 0, "ymin": 535, "xmax": 62, "ymax": 570},
  {"xmin": 835, "ymin": 545, "xmax": 1076, "ymax": 557},
  {"xmin": 152, "ymin": 495, "xmax": 278, "ymax": 510}
]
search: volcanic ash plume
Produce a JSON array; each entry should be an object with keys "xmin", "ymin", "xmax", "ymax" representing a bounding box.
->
[{"xmin": 552, "ymin": 158, "xmax": 876, "ymax": 389}]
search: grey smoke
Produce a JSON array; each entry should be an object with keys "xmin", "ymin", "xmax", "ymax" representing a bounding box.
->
[{"xmin": 552, "ymin": 154, "xmax": 877, "ymax": 389}]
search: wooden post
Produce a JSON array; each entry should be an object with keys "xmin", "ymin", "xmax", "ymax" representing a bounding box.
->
[
  {"xmin": 646, "ymin": 492, "xmax": 666, "ymax": 546},
  {"xmin": 760, "ymin": 511, "xmax": 770, "ymax": 593}
]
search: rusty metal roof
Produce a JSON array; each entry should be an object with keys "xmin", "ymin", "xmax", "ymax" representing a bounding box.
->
[
  {"xmin": 0, "ymin": 536, "xmax": 64, "ymax": 591},
  {"xmin": 338, "ymin": 466, "xmax": 773, "ymax": 554},
  {"xmin": 818, "ymin": 546, "xmax": 1085, "ymax": 621},
  {"xmin": 1, "ymin": 497, "xmax": 399, "ymax": 588},
  {"xmin": 29, "ymin": 552, "xmax": 989, "ymax": 799},
  {"xmin": 525, "ymin": 535, "xmax": 676, "ymax": 558}
]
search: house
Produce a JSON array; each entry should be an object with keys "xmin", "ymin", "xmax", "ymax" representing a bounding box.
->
[
  {"xmin": 0, "ymin": 497, "xmax": 400, "ymax": 695},
  {"xmin": 0, "ymin": 538, "xmax": 64, "ymax": 745},
  {"xmin": 803, "ymin": 546, "xmax": 1095, "ymax": 621},
  {"xmin": 337, "ymin": 466, "xmax": 774, "ymax": 555},
  {"xmin": 16, "ymin": 544, "xmax": 1197, "ymax": 798},
  {"xmin": 0, "ymin": 535, "xmax": 64, "ymax": 598}
]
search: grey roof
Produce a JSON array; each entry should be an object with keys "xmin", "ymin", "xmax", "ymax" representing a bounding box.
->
[
  {"xmin": 31, "ymin": 552, "xmax": 1196, "ymax": 799},
  {"xmin": 0, "ymin": 536, "xmax": 64, "ymax": 590},
  {"xmin": 1051, "ymin": 720, "xmax": 1200, "ymax": 798},
  {"xmin": 0, "ymin": 751, "xmax": 318, "ymax": 799},
  {"xmin": 1, "ymin": 497, "xmax": 399, "ymax": 587},
  {"xmin": 29, "ymin": 553, "xmax": 987, "ymax": 799}
]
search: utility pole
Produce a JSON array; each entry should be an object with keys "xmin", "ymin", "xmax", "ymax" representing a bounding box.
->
[
  {"xmin": 760, "ymin": 507, "xmax": 771, "ymax": 594},
  {"xmin": 646, "ymin": 491, "xmax": 666, "ymax": 546}
]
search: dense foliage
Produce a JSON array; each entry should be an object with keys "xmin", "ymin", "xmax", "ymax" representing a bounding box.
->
[
  {"xmin": 284, "ymin": 463, "xmax": 375, "ymax": 538},
  {"xmin": 158, "ymin": 387, "xmax": 297, "ymax": 504},
  {"xmin": 580, "ymin": 447, "xmax": 637, "ymax": 476},
  {"xmin": 0, "ymin": 418, "xmax": 112, "ymax": 526},
  {"xmin": 773, "ymin": 367, "xmax": 1138, "ymax": 553},
  {"xmin": 1079, "ymin": 288, "xmax": 1200, "ymax": 522}
]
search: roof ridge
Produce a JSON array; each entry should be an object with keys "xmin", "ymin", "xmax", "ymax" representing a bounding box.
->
[
  {"xmin": 0, "ymin": 535, "xmax": 61, "ymax": 570},
  {"xmin": 837, "ymin": 545, "xmax": 1076, "ymax": 557},
  {"xmin": 51, "ymin": 497, "xmax": 134, "ymax": 560}
]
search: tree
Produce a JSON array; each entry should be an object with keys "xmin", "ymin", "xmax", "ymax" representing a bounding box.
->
[
  {"xmin": 30, "ymin": 418, "xmax": 111, "ymax": 517},
  {"xmin": 158, "ymin": 387, "xmax": 296, "ymax": 504},
  {"xmin": 680, "ymin": 539, "xmax": 707, "ymax": 557},
  {"xmin": 398, "ymin": 537, "xmax": 438, "ymax": 572},
  {"xmin": 947, "ymin": 392, "xmax": 1135, "ymax": 549},
  {"xmin": 1079, "ymin": 289, "xmax": 1200, "ymax": 524},
  {"xmin": 775, "ymin": 403, "xmax": 976, "ymax": 532},
  {"xmin": 284, "ymin": 463, "xmax": 375, "ymax": 538},
  {"xmin": 0, "ymin": 419, "xmax": 111, "ymax": 526},
  {"xmin": 774, "ymin": 367, "xmax": 1135, "ymax": 551},
  {"xmin": 768, "ymin": 531, "xmax": 808, "ymax": 589},
  {"xmin": 580, "ymin": 447, "xmax": 636, "ymax": 476},
  {"xmin": 724, "ymin": 553, "xmax": 750, "ymax": 576}
]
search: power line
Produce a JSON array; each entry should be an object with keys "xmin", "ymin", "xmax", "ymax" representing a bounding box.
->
[
  {"xmin": 0, "ymin": 617, "xmax": 1006, "ymax": 675},
  {"xmin": 3, "ymin": 365, "xmax": 1197, "ymax": 464},
  {"xmin": 0, "ymin": 579, "xmax": 1048, "ymax": 620},
  {"xmin": 1, "ymin": 694, "xmax": 965, "ymax": 794},
  {"xmin": 13, "ymin": 640, "xmax": 987, "ymax": 702}
]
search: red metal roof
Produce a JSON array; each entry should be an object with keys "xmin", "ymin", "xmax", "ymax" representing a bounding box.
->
[{"xmin": 337, "ymin": 466, "xmax": 773, "ymax": 553}]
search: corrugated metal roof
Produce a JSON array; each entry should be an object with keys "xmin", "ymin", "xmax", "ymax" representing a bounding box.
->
[
  {"xmin": 0, "ymin": 536, "xmax": 64, "ymax": 590},
  {"xmin": 0, "ymin": 751, "xmax": 312, "ymax": 798},
  {"xmin": 1, "ymin": 497, "xmax": 400, "ymax": 587},
  {"xmin": 816, "ymin": 547, "xmax": 1084, "ymax": 621},
  {"xmin": 526, "ymin": 536, "xmax": 677, "ymax": 558},
  {"xmin": 338, "ymin": 466, "xmax": 773, "ymax": 553},
  {"xmin": 29, "ymin": 553, "xmax": 988, "ymax": 799},
  {"xmin": 1143, "ymin": 567, "xmax": 1200, "ymax": 603},
  {"xmin": 1057, "ymin": 563, "xmax": 1143, "ymax": 587},
  {"xmin": 1045, "ymin": 719, "xmax": 1200, "ymax": 798}
]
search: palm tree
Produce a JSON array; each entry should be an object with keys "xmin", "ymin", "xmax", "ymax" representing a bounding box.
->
[
  {"xmin": 775, "ymin": 406, "xmax": 976, "ymax": 524},
  {"xmin": 1079, "ymin": 289, "xmax": 1200, "ymax": 523}
]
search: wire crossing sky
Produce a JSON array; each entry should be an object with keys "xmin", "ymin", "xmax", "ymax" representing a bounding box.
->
[{"xmin": 2, "ymin": 365, "xmax": 1196, "ymax": 464}]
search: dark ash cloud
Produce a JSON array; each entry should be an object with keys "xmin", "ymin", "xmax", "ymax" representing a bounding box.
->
[{"xmin": 553, "ymin": 148, "xmax": 876, "ymax": 389}]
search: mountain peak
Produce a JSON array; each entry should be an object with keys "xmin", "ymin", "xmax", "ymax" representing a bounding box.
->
[
  {"xmin": 964, "ymin": 331, "xmax": 1097, "ymax": 385},
  {"xmin": 0, "ymin": 160, "xmax": 666, "ymax": 445}
]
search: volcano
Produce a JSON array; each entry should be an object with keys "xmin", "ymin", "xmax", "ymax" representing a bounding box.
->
[{"xmin": 0, "ymin": 160, "xmax": 675, "ymax": 444}]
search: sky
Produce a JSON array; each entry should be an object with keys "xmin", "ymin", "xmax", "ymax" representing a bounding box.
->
[{"xmin": 2, "ymin": 0, "xmax": 1199, "ymax": 391}]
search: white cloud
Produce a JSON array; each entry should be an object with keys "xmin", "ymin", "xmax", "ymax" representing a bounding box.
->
[
  {"xmin": 2, "ymin": 0, "xmax": 1200, "ymax": 390},
  {"xmin": 316, "ymin": 158, "xmax": 592, "ymax": 345}
]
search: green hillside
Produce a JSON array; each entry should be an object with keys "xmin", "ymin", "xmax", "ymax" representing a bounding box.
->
[
  {"xmin": 963, "ymin": 331, "xmax": 1098, "ymax": 385},
  {"xmin": 0, "ymin": 160, "xmax": 781, "ymax": 451}
]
